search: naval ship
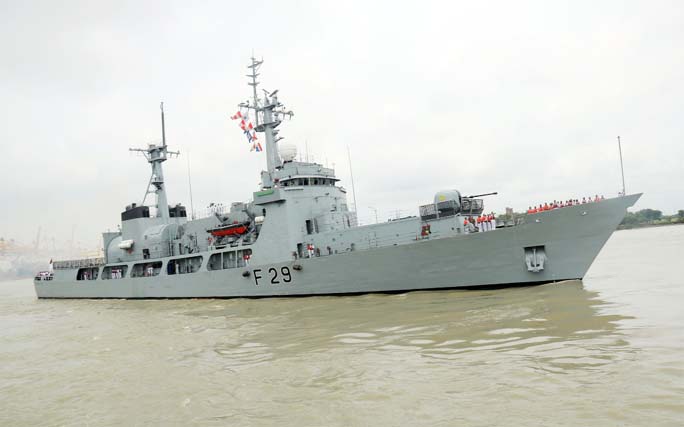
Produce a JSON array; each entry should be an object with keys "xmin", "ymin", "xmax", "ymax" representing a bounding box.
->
[{"xmin": 34, "ymin": 58, "xmax": 641, "ymax": 299}]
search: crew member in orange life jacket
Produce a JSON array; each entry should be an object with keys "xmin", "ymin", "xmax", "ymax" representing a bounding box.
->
[{"xmin": 481, "ymin": 214, "xmax": 491, "ymax": 232}]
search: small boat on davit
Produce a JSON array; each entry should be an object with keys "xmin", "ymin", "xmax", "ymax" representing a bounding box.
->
[{"xmin": 208, "ymin": 222, "xmax": 250, "ymax": 238}]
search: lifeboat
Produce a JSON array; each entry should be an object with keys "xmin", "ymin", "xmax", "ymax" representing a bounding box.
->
[{"xmin": 208, "ymin": 221, "xmax": 250, "ymax": 237}]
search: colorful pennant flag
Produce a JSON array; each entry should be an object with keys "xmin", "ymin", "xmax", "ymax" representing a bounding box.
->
[
  {"xmin": 230, "ymin": 110, "xmax": 261, "ymax": 152},
  {"xmin": 240, "ymin": 119, "xmax": 253, "ymax": 131}
]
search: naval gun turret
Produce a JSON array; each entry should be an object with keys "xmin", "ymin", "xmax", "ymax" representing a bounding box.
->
[{"xmin": 434, "ymin": 190, "xmax": 463, "ymax": 218}]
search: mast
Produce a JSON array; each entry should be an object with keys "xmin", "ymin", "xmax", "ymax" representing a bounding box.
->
[
  {"xmin": 247, "ymin": 57, "xmax": 262, "ymax": 127},
  {"xmin": 347, "ymin": 146, "xmax": 358, "ymax": 213},
  {"xmin": 129, "ymin": 103, "xmax": 179, "ymax": 221},
  {"xmin": 617, "ymin": 136, "xmax": 626, "ymax": 196},
  {"xmin": 187, "ymin": 151, "xmax": 196, "ymax": 220},
  {"xmin": 240, "ymin": 57, "xmax": 293, "ymax": 188},
  {"xmin": 161, "ymin": 101, "xmax": 167, "ymax": 146}
]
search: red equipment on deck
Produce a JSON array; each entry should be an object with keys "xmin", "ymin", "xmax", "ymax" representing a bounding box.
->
[{"xmin": 208, "ymin": 222, "xmax": 250, "ymax": 237}]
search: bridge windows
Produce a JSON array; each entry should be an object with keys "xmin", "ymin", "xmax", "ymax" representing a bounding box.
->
[{"xmin": 279, "ymin": 177, "xmax": 337, "ymax": 187}]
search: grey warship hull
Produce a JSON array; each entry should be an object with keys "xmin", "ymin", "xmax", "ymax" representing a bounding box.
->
[
  {"xmin": 35, "ymin": 194, "xmax": 640, "ymax": 299},
  {"xmin": 35, "ymin": 58, "xmax": 640, "ymax": 299}
]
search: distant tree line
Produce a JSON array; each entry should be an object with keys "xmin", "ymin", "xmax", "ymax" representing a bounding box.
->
[{"xmin": 619, "ymin": 209, "xmax": 684, "ymax": 229}]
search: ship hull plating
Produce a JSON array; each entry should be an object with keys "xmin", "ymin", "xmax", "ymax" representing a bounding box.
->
[{"xmin": 35, "ymin": 194, "xmax": 640, "ymax": 299}]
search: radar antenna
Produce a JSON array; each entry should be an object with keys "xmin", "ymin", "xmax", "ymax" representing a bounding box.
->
[
  {"xmin": 129, "ymin": 102, "xmax": 180, "ymax": 222},
  {"xmin": 238, "ymin": 56, "xmax": 294, "ymax": 188}
]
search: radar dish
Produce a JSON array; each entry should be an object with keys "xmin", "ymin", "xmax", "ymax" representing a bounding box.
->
[{"xmin": 279, "ymin": 143, "xmax": 297, "ymax": 162}]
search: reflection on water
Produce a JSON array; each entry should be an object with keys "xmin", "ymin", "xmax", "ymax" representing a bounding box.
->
[
  {"xmin": 1, "ymin": 226, "xmax": 683, "ymax": 426},
  {"xmin": 178, "ymin": 281, "xmax": 630, "ymax": 374}
]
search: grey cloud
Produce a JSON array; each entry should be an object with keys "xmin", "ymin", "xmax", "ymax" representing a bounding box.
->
[{"xmin": 1, "ymin": 0, "xmax": 682, "ymax": 247}]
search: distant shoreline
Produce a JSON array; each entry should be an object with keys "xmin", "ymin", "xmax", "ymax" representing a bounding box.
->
[{"xmin": 617, "ymin": 222, "xmax": 684, "ymax": 231}]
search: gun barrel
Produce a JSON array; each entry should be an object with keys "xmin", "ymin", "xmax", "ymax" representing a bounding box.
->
[{"xmin": 464, "ymin": 192, "xmax": 498, "ymax": 198}]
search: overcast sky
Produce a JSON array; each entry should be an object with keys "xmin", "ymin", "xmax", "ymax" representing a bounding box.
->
[{"xmin": 1, "ymin": 0, "xmax": 682, "ymax": 248}]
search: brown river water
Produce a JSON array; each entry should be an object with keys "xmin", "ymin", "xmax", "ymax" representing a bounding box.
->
[{"xmin": 1, "ymin": 226, "xmax": 682, "ymax": 426}]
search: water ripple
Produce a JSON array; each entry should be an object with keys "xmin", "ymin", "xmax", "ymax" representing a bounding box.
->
[{"xmin": 2, "ymin": 226, "xmax": 684, "ymax": 427}]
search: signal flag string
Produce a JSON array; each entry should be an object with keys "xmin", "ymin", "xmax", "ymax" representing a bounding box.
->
[{"xmin": 230, "ymin": 110, "xmax": 262, "ymax": 152}]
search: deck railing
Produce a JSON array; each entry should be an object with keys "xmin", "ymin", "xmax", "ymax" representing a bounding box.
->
[
  {"xmin": 419, "ymin": 198, "xmax": 484, "ymax": 221},
  {"xmin": 53, "ymin": 257, "xmax": 105, "ymax": 270}
]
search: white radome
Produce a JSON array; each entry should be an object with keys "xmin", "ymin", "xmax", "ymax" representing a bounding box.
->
[{"xmin": 279, "ymin": 143, "xmax": 297, "ymax": 162}]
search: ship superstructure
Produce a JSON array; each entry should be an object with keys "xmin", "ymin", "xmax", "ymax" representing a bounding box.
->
[{"xmin": 34, "ymin": 58, "xmax": 641, "ymax": 298}]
